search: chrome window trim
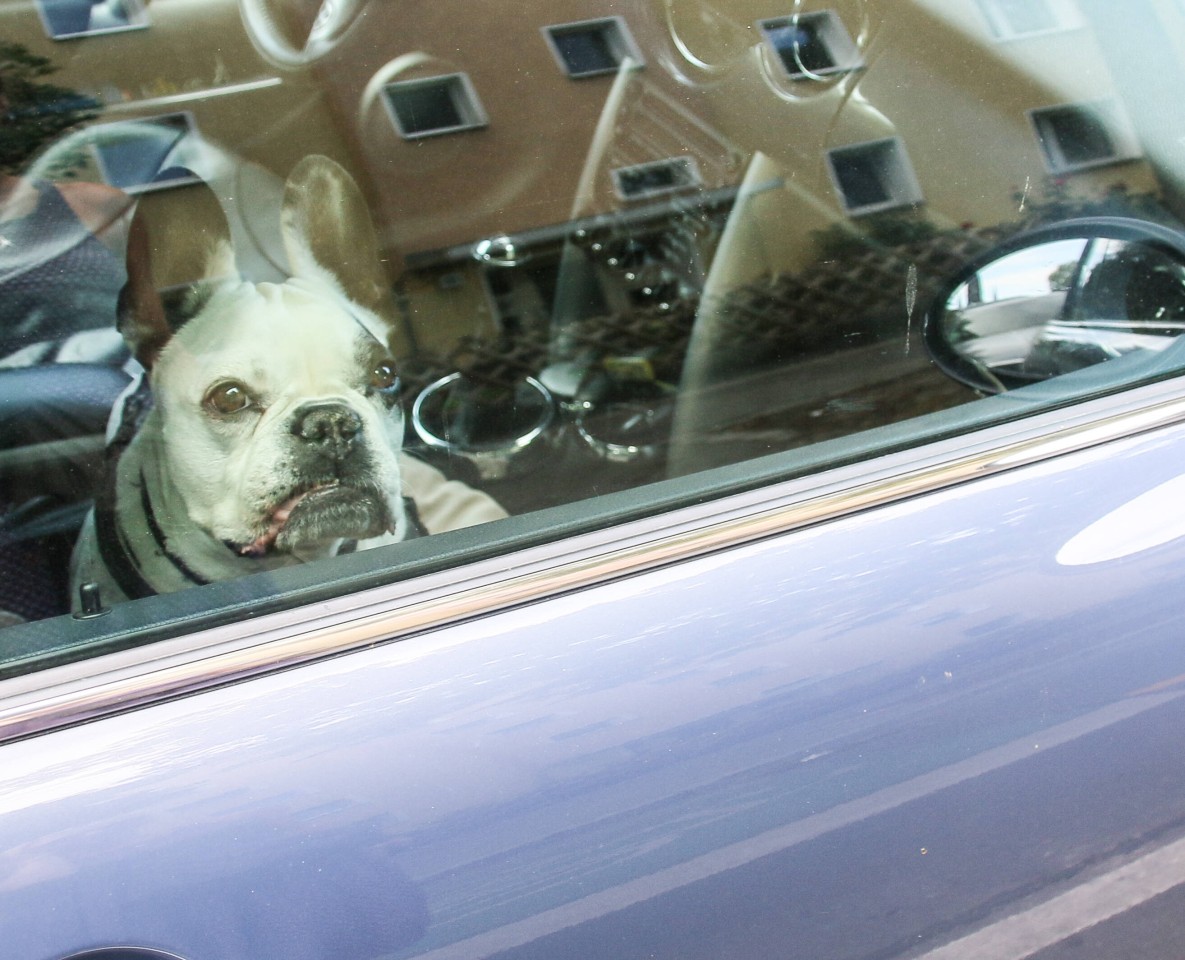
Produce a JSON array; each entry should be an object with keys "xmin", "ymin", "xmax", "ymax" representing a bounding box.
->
[{"xmin": 4, "ymin": 377, "xmax": 1185, "ymax": 743}]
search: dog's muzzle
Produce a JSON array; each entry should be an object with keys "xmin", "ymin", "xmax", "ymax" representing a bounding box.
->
[
  {"xmin": 292, "ymin": 401, "xmax": 364, "ymax": 459},
  {"xmin": 223, "ymin": 399, "xmax": 401, "ymax": 557}
]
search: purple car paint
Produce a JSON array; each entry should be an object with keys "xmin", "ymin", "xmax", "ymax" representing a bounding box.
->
[{"xmin": 6, "ymin": 417, "xmax": 1185, "ymax": 960}]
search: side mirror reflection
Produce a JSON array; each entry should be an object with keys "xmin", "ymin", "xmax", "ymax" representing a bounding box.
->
[{"xmin": 924, "ymin": 218, "xmax": 1185, "ymax": 394}]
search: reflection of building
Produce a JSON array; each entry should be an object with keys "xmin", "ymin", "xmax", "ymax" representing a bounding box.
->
[
  {"xmin": 5, "ymin": 0, "xmax": 1183, "ymax": 363},
  {"xmin": 36, "ymin": 0, "xmax": 148, "ymax": 40}
]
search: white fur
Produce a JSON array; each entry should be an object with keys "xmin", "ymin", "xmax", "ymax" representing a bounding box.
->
[
  {"xmin": 151, "ymin": 279, "xmax": 405, "ymax": 550},
  {"xmin": 70, "ymin": 156, "xmax": 506, "ymax": 611}
]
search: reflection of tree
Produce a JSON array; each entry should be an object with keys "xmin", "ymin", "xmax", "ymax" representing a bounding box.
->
[
  {"xmin": 813, "ymin": 208, "xmax": 938, "ymax": 259},
  {"xmin": 812, "ymin": 179, "xmax": 1182, "ymax": 267},
  {"xmin": 1014, "ymin": 178, "xmax": 1181, "ymax": 231},
  {"xmin": 0, "ymin": 41, "xmax": 100, "ymax": 175},
  {"xmin": 1048, "ymin": 261, "xmax": 1077, "ymax": 291}
]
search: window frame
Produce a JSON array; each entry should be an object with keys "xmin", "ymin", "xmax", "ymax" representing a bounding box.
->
[
  {"xmin": 382, "ymin": 73, "xmax": 489, "ymax": 140},
  {"xmin": 5, "ymin": 370, "xmax": 1185, "ymax": 740},
  {"xmin": 824, "ymin": 137, "xmax": 924, "ymax": 216},
  {"xmin": 1028, "ymin": 101, "xmax": 1141, "ymax": 175},
  {"xmin": 611, "ymin": 156, "xmax": 703, "ymax": 202},
  {"xmin": 974, "ymin": 0, "xmax": 1082, "ymax": 41},
  {"xmin": 757, "ymin": 10, "xmax": 864, "ymax": 80},
  {"xmin": 37, "ymin": 0, "xmax": 149, "ymax": 40},
  {"xmin": 541, "ymin": 16, "xmax": 645, "ymax": 78},
  {"xmin": 89, "ymin": 112, "xmax": 201, "ymax": 194}
]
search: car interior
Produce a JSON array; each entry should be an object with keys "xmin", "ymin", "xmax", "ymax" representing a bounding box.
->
[{"xmin": 4, "ymin": 0, "xmax": 1185, "ymax": 673}]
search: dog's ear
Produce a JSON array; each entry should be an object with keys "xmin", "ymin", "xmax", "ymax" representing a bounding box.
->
[
  {"xmin": 118, "ymin": 180, "xmax": 236, "ymax": 369},
  {"xmin": 281, "ymin": 156, "xmax": 392, "ymax": 319}
]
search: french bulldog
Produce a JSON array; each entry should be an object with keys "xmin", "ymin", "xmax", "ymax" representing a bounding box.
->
[{"xmin": 71, "ymin": 155, "xmax": 504, "ymax": 610}]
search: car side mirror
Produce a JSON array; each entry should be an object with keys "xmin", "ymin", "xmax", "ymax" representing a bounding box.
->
[{"xmin": 923, "ymin": 218, "xmax": 1185, "ymax": 394}]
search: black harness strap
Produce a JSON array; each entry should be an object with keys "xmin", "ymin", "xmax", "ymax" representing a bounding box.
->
[
  {"xmin": 403, "ymin": 496, "xmax": 428, "ymax": 539},
  {"xmin": 94, "ymin": 466, "xmax": 157, "ymax": 601},
  {"xmin": 139, "ymin": 472, "xmax": 211, "ymax": 587}
]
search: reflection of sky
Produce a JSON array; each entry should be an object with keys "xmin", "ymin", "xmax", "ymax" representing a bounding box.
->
[{"xmin": 951, "ymin": 239, "xmax": 1086, "ymax": 307}]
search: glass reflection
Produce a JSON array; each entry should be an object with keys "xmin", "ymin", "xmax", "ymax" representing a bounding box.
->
[{"xmin": 940, "ymin": 237, "xmax": 1185, "ymax": 389}]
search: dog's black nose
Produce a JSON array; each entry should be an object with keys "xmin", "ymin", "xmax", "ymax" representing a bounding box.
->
[{"xmin": 292, "ymin": 402, "xmax": 363, "ymax": 457}]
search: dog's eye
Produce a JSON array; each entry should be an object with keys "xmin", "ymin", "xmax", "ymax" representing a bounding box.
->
[
  {"xmin": 369, "ymin": 359, "xmax": 399, "ymax": 392},
  {"xmin": 205, "ymin": 381, "xmax": 254, "ymax": 415}
]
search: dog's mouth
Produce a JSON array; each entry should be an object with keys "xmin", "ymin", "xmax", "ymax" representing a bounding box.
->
[{"xmin": 236, "ymin": 481, "xmax": 397, "ymax": 557}]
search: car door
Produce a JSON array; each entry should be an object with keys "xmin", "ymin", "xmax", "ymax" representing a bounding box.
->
[
  {"xmin": 7, "ymin": 0, "xmax": 1185, "ymax": 958},
  {"xmin": 7, "ymin": 373, "xmax": 1185, "ymax": 960}
]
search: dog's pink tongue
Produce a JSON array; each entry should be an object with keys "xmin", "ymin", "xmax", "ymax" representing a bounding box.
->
[{"xmin": 237, "ymin": 490, "xmax": 312, "ymax": 557}]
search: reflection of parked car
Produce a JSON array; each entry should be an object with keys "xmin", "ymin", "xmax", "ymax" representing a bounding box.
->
[
  {"xmin": 954, "ymin": 289, "xmax": 1068, "ymax": 369},
  {"xmin": 935, "ymin": 222, "xmax": 1185, "ymax": 389},
  {"xmin": 12, "ymin": 2, "xmax": 1185, "ymax": 959},
  {"xmin": 957, "ymin": 287, "xmax": 1180, "ymax": 380}
]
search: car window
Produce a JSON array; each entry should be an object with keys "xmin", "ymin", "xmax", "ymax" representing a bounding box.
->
[{"xmin": 3, "ymin": 0, "xmax": 1185, "ymax": 671}]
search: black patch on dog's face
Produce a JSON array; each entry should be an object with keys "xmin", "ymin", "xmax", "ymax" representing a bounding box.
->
[
  {"xmin": 161, "ymin": 281, "xmax": 221, "ymax": 333},
  {"xmin": 117, "ymin": 280, "xmax": 221, "ymax": 347}
]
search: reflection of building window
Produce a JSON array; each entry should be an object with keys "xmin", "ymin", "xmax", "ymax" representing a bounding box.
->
[
  {"xmin": 383, "ymin": 74, "xmax": 488, "ymax": 139},
  {"xmin": 758, "ymin": 11, "xmax": 863, "ymax": 79},
  {"xmin": 38, "ymin": 0, "xmax": 147, "ymax": 39},
  {"xmin": 975, "ymin": 0, "xmax": 1079, "ymax": 39},
  {"xmin": 612, "ymin": 157, "xmax": 701, "ymax": 201},
  {"xmin": 91, "ymin": 113, "xmax": 198, "ymax": 194},
  {"xmin": 543, "ymin": 17, "xmax": 643, "ymax": 78},
  {"xmin": 826, "ymin": 138, "xmax": 923, "ymax": 215},
  {"xmin": 1030, "ymin": 102, "xmax": 1138, "ymax": 173}
]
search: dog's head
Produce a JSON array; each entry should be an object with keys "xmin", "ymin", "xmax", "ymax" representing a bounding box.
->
[{"xmin": 119, "ymin": 156, "xmax": 409, "ymax": 558}]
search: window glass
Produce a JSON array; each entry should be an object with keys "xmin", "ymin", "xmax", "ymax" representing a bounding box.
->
[
  {"xmin": 758, "ymin": 11, "xmax": 862, "ymax": 78},
  {"xmin": 382, "ymin": 74, "xmax": 487, "ymax": 139},
  {"xmin": 91, "ymin": 113, "xmax": 199, "ymax": 191},
  {"xmin": 1031, "ymin": 102, "xmax": 1136, "ymax": 173},
  {"xmin": 993, "ymin": 0, "xmax": 1058, "ymax": 35},
  {"xmin": 544, "ymin": 18, "xmax": 642, "ymax": 77},
  {"xmin": 975, "ymin": 0, "xmax": 1078, "ymax": 39},
  {"xmin": 4, "ymin": 0, "xmax": 1185, "ymax": 670},
  {"xmin": 826, "ymin": 138, "xmax": 924, "ymax": 214},
  {"xmin": 612, "ymin": 157, "xmax": 701, "ymax": 200},
  {"xmin": 37, "ymin": 0, "xmax": 148, "ymax": 39}
]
